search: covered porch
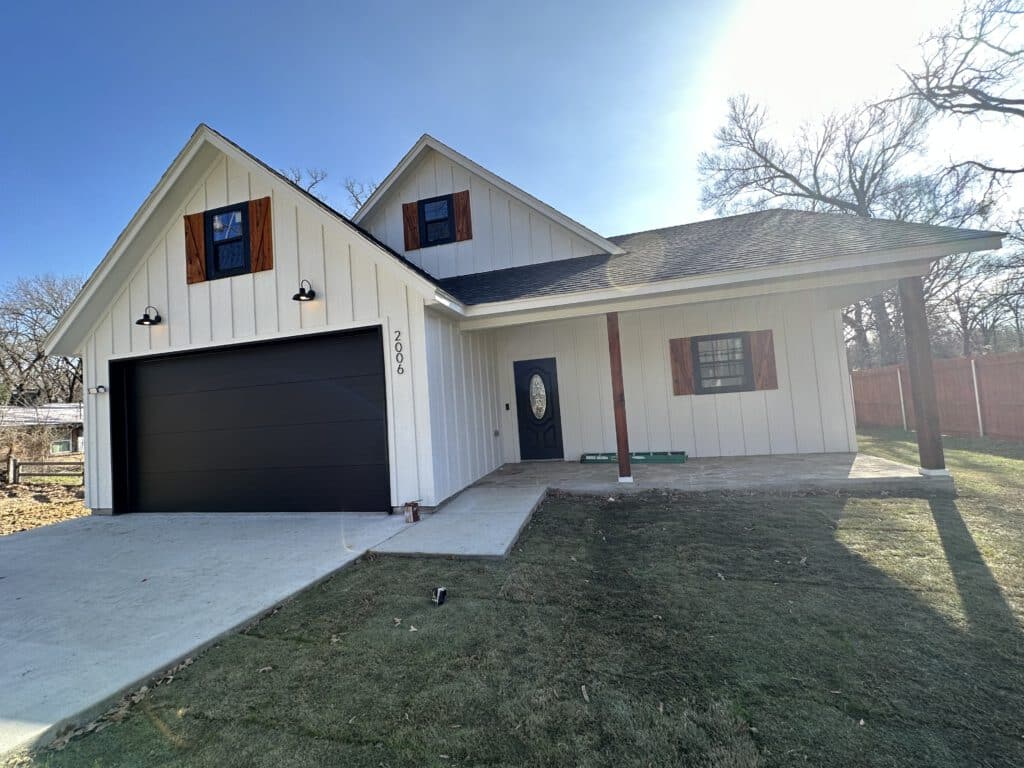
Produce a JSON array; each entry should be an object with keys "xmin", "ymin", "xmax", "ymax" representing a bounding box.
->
[{"xmin": 463, "ymin": 272, "xmax": 956, "ymax": 484}]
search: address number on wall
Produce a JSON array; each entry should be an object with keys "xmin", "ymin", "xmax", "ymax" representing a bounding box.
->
[{"xmin": 393, "ymin": 330, "xmax": 406, "ymax": 374}]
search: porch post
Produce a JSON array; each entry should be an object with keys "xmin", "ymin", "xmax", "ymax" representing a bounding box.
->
[
  {"xmin": 605, "ymin": 312, "xmax": 633, "ymax": 482},
  {"xmin": 898, "ymin": 275, "xmax": 947, "ymax": 474}
]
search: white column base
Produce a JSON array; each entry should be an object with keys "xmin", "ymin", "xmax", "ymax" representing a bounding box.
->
[
  {"xmin": 919, "ymin": 467, "xmax": 951, "ymax": 477},
  {"xmin": 618, "ymin": 476, "xmax": 634, "ymax": 483}
]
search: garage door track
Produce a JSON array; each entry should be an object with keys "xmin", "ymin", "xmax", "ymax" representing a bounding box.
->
[{"xmin": 0, "ymin": 511, "xmax": 403, "ymax": 756}]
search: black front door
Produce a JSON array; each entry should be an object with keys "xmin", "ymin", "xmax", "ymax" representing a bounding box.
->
[{"xmin": 514, "ymin": 358, "xmax": 564, "ymax": 460}]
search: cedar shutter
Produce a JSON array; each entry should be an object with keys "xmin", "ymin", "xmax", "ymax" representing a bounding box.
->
[
  {"xmin": 669, "ymin": 337, "xmax": 695, "ymax": 395},
  {"xmin": 402, "ymin": 202, "xmax": 421, "ymax": 251},
  {"xmin": 454, "ymin": 190, "xmax": 473, "ymax": 241},
  {"xmin": 248, "ymin": 197, "xmax": 273, "ymax": 272},
  {"xmin": 750, "ymin": 330, "xmax": 779, "ymax": 390},
  {"xmin": 184, "ymin": 212, "xmax": 206, "ymax": 284}
]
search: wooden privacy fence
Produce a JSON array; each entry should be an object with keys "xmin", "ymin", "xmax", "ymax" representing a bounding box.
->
[
  {"xmin": 3, "ymin": 456, "xmax": 85, "ymax": 485},
  {"xmin": 851, "ymin": 352, "xmax": 1024, "ymax": 441}
]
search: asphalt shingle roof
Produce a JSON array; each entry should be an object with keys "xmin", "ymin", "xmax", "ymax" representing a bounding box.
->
[{"xmin": 436, "ymin": 209, "xmax": 1000, "ymax": 305}]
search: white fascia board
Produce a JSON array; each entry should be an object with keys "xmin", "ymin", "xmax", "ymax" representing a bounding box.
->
[
  {"xmin": 45, "ymin": 126, "xmax": 214, "ymax": 357},
  {"xmin": 47, "ymin": 126, "xmax": 445, "ymax": 357},
  {"xmin": 455, "ymin": 236, "xmax": 1003, "ymax": 330},
  {"xmin": 352, "ymin": 134, "xmax": 625, "ymax": 256}
]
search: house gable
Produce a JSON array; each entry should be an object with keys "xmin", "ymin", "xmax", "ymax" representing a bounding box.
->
[
  {"xmin": 46, "ymin": 125, "xmax": 442, "ymax": 358},
  {"xmin": 354, "ymin": 135, "xmax": 623, "ymax": 280}
]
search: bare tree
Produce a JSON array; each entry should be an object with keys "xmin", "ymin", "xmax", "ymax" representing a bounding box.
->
[
  {"xmin": 699, "ymin": 95, "xmax": 997, "ymax": 364},
  {"xmin": 0, "ymin": 275, "xmax": 84, "ymax": 404},
  {"xmin": 343, "ymin": 178, "xmax": 379, "ymax": 212},
  {"xmin": 902, "ymin": 0, "xmax": 1024, "ymax": 175},
  {"xmin": 282, "ymin": 167, "xmax": 329, "ymax": 201}
]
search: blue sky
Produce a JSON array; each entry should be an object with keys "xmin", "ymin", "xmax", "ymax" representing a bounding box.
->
[{"xmin": 0, "ymin": 0, "xmax": 967, "ymax": 279}]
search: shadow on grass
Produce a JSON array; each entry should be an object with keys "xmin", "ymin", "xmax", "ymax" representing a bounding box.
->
[
  {"xmin": 929, "ymin": 497, "xmax": 1022, "ymax": 637},
  {"xmin": 19, "ymin": 488, "xmax": 1024, "ymax": 768}
]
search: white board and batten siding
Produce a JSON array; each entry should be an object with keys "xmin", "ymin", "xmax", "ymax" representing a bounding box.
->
[
  {"xmin": 491, "ymin": 293, "xmax": 857, "ymax": 463},
  {"xmin": 360, "ymin": 148, "xmax": 602, "ymax": 279},
  {"xmin": 423, "ymin": 310, "xmax": 503, "ymax": 504},
  {"xmin": 79, "ymin": 152, "xmax": 440, "ymax": 511}
]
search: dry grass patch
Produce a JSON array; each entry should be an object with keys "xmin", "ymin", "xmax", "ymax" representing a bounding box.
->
[{"xmin": 0, "ymin": 481, "xmax": 87, "ymax": 535}]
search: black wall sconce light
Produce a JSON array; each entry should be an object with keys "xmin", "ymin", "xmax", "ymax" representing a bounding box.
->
[
  {"xmin": 135, "ymin": 306, "xmax": 162, "ymax": 326},
  {"xmin": 292, "ymin": 279, "xmax": 316, "ymax": 302}
]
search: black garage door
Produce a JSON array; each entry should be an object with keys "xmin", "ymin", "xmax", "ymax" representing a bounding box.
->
[{"xmin": 110, "ymin": 328, "xmax": 390, "ymax": 513}]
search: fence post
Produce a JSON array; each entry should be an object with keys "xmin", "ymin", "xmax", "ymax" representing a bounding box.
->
[
  {"xmin": 970, "ymin": 357, "xmax": 984, "ymax": 437},
  {"xmin": 9, "ymin": 456, "xmax": 18, "ymax": 485},
  {"xmin": 896, "ymin": 367, "xmax": 908, "ymax": 431}
]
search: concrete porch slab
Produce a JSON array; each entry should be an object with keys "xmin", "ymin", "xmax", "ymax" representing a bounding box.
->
[
  {"xmin": 0, "ymin": 511, "xmax": 404, "ymax": 757},
  {"xmin": 478, "ymin": 453, "xmax": 955, "ymax": 496},
  {"xmin": 372, "ymin": 485, "xmax": 547, "ymax": 558}
]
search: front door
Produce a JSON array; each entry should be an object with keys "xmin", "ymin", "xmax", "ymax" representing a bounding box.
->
[{"xmin": 514, "ymin": 358, "xmax": 564, "ymax": 460}]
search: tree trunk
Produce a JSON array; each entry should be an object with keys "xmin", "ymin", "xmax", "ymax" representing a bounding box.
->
[{"xmin": 870, "ymin": 295, "xmax": 897, "ymax": 365}]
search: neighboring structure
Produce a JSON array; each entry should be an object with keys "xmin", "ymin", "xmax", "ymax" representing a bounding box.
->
[
  {"xmin": 46, "ymin": 125, "xmax": 1002, "ymax": 514},
  {"xmin": 0, "ymin": 404, "xmax": 84, "ymax": 455}
]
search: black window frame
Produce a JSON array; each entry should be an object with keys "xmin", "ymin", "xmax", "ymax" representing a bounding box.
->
[
  {"xmin": 204, "ymin": 202, "xmax": 252, "ymax": 280},
  {"xmin": 691, "ymin": 332, "xmax": 755, "ymax": 394},
  {"xmin": 417, "ymin": 193, "xmax": 456, "ymax": 248}
]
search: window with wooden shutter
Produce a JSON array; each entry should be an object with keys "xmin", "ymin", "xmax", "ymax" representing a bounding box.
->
[
  {"xmin": 670, "ymin": 330, "xmax": 778, "ymax": 395},
  {"xmin": 402, "ymin": 190, "xmax": 473, "ymax": 251},
  {"xmin": 183, "ymin": 197, "xmax": 272, "ymax": 284}
]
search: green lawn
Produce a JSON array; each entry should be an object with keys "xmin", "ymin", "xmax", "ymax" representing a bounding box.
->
[{"xmin": 16, "ymin": 430, "xmax": 1024, "ymax": 767}]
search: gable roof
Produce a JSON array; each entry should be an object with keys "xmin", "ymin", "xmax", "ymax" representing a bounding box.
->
[
  {"xmin": 352, "ymin": 133, "xmax": 625, "ymax": 256},
  {"xmin": 46, "ymin": 124, "xmax": 444, "ymax": 356},
  {"xmin": 436, "ymin": 209, "xmax": 1004, "ymax": 305}
]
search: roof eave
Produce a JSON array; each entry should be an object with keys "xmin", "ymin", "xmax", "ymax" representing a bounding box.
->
[
  {"xmin": 45, "ymin": 125, "xmax": 216, "ymax": 357},
  {"xmin": 47, "ymin": 125, "xmax": 445, "ymax": 357},
  {"xmin": 454, "ymin": 234, "xmax": 1004, "ymax": 326},
  {"xmin": 352, "ymin": 134, "xmax": 625, "ymax": 256}
]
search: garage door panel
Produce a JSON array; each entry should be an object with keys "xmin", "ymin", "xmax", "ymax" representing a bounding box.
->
[
  {"xmin": 136, "ymin": 421, "xmax": 388, "ymax": 473},
  {"xmin": 131, "ymin": 332, "xmax": 384, "ymax": 397},
  {"xmin": 135, "ymin": 464, "xmax": 390, "ymax": 513},
  {"xmin": 134, "ymin": 376, "xmax": 386, "ymax": 436},
  {"xmin": 115, "ymin": 327, "xmax": 391, "ymax": 513}
]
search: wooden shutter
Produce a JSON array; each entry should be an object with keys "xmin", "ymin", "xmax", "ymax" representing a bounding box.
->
[
  {"xmin": 248, "ymin": 197, "xmax": 273, "ymax": 272},
  {"xmin": 669, "ymin": 337, "xmax": 695, "ymax": 395},
  {"xmin": 402, "ymin": 202, "xmax": 421, "ymax": 251},
  {"xmin": 454, "ymin": 190, "xmax": 473, "ymax": 241},
  {"xmin": 750, "ymin": 330, "xmax": 779, "ymax": 390},
  {"xmin": 184, "ymin": 212, "xmax": 206, "ymax": 284}
]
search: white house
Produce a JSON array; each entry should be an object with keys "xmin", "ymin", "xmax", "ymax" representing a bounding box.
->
[{"xmin": 46, "ymin": 125, "xmax": 1002, "ymax": 514}]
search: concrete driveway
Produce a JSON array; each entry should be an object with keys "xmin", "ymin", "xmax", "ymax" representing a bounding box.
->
[{"xmin": 0, "ymin": 511, "xmax": 404, "ymax": 755}]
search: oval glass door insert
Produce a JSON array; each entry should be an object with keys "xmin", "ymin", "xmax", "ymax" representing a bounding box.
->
[{"xmin": 529, "ymin": 374, "xmax": 547, "ymax": 419}]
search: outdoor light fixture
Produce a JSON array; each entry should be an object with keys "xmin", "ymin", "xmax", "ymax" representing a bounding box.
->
[
  {"xmin": 292, "ymin": 279, "xmax": 316, "ymax": 302},
  {"xmin": 135, "ymin": 306, "xmax": 162, "ymax": 326}
]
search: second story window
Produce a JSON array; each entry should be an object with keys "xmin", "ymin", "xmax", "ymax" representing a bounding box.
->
[
  {"xmin": 418, "ymin": 194, "xmax": 456, "ymax": 247},
  {"xmin": 205, "ymin": 204, "xmax": 251, "ymax": 279},
  {"xmin": 401, "ymin": 190, "xmax": 472, "ymax": 252}
]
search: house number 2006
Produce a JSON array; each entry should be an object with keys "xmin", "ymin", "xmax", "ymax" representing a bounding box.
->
[{"xmin": 393, "ymin": 330, "xmax": 405, "ymax": 374}]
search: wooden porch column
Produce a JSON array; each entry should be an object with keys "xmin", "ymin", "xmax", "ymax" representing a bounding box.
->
[
  {"xmin": 898, "ymin": 275, "xmax": 947, "ymax": 474},
  {"xmin": 606, "ymin": 312, "xmax": 633, "ymax": 482}
]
